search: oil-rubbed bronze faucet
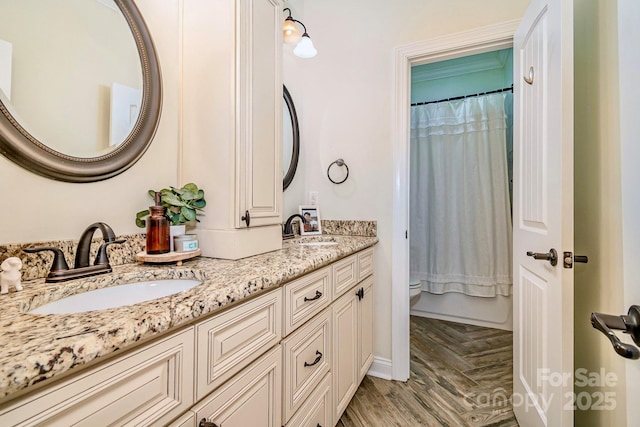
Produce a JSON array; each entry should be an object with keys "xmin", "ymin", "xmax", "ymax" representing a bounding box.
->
[
  {"xmin": 24, "ymin": 222, "xmax": 125, "ymax": 283},
  {"xmin": 282, "ymin": 214, "xmax": 306, "ymax": 240}
]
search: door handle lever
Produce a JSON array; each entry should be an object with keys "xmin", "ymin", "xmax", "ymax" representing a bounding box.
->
[
  {"xmin": 526, "ymin": 248, "xmax": 558, "ymax": 266},
  {"xmin": 591, "ymin": 306, "xmax": 640, "ymax": 359}
]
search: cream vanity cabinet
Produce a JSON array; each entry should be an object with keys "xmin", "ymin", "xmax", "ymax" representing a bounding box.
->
[
  {"xmin": 281, "ymin": 247, "xmax": 375, "ymax": 427},
  {"xmin": 0, "ymin": 246, "xmax": 375, "ymax": 427},
  {"xmin": 182, "ymin": 0, "xmax": 283, "ymax": 260}
]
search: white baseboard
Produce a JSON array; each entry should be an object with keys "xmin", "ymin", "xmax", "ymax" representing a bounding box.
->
[
  {"xmin": 410, "ymin": 308, "xmax": 513, "ymax": 331},
  {"xmin": 367, "ymin": 356, "xmax": 393, "ymax": 380}
]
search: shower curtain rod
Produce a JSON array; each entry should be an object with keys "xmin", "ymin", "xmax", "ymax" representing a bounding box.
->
[{"xmin": 410, "ymin": 84, "xmax": 513, "ymax": 107}]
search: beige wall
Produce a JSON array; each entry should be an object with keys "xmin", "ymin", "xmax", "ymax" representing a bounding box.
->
[
  {"xmin": 282, "ymin": 0, "xmax": 530, "ymax": 361},
  {"xmin": 0, "ymin": 0, "xmax": 180, "ymax": 243},
  {"xmin": 574, "ymin": 0, "xmax": 627, "ymax": 425}
]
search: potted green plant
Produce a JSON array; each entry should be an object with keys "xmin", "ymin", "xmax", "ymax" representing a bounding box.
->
[{"xmin": 136, "ymin": 183, "xmax": 206, "ymax": 250}]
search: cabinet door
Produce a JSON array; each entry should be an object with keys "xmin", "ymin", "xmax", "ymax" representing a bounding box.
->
[
  {"xmin": 332, "ymin": 290, "xmax": 358, "ymax": 421},
  {"xmin": 0, "ymin": 328, "xmax": 194, "ymax": 427},
  {"xmin": 168, "ymin": 412, "xmax": 196, "ymax": 427},
  {"xmin": 236, "ymin": 0, "xmax": 282, "ymax": 228},
  {"xmin": 285, "ymin": 373, "xmax": 332, "ymax": 427},
  {"xmin": 358, "ymin": 275, "xmax": 374, "ymax": 380},
  {"xmin": 194, "ymin": 345, "xmax": 282, "ymax": 427}
]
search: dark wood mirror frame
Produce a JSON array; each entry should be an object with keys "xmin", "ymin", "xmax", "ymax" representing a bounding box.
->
[
  {"xmin": 0, "ymin": 0, "xmax": 162, "ymax": 183},
  {"xmin": 283, "ymin": 85, "xmax": 299, "ymax": 190}
]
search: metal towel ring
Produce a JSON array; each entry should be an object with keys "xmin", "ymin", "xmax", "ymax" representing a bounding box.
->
[{"xmin": 327, "ymin": 158, "xmax": 349, "ymax": 184}]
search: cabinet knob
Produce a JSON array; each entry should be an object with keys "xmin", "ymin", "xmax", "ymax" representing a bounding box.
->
[
  {"xmin": 199, "ymin": 419, "xmax": 219, "ymax": 427},
  {"xmin": 241, "ymin": 210, "xmax": 251, "ymax": 227}
]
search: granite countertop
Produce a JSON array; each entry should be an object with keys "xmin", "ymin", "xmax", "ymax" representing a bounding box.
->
[{"xmin": 0, "ymin": 235, "xmax": 377, "ymax": 403}]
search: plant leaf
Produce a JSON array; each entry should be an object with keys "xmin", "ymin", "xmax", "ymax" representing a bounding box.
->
[
  {"xmin": 162, "ymin": 193, "xmax": 186, "ymax": 206},
  {"xmin": 180, "ymin": 189, "xmax": 198, "ymax": 200},
  {"xmin": 183, "ymin": 183, "xmax": 198, "ymax": 193},
  {"xmin": 192, "ymin": 199, "xmax": 206, "ymax": 208},
  {"xmin": 181, "ymin": 206, "xmax": 197, "ymax": 221},
  {"xmin": 135, "ymin": 209, "xmax": 150, "ymax": 228},
  {"xmin": 169, "ymin": 212, "xmax": 181, "ymax": 225}
]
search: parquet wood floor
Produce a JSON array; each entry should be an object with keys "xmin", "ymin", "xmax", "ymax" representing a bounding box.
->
[{"xmin": 339, "ymin": 316, "xmax": 519, "ymax": 427}]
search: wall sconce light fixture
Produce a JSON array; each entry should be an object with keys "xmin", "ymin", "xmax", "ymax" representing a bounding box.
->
[{"xmin": 283, "ymin": 8, "xmax": 317, "ymax": 59}]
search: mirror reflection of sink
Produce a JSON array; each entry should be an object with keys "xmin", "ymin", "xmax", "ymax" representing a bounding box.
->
[
  {"xmin": 28, "ymin": 279, "xmax": 202, "ymax": 315},
  {"xmin": 298, "ymin": 242, "xmax": 339, "ymax": 247}
]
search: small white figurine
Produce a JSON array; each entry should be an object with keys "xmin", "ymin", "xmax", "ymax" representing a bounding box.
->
[{"xmin": 1, "ymin": 257, "xmax": 23, "ymax": 294}]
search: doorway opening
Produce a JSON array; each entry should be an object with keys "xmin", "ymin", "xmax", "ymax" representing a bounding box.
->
[
  {"xmin": 409, "ymin": 48, "xmax": 514, "ymax": 330},
  {"xmin": 390, "ymin": 20, "xmax": 519, "ymax": 382}
]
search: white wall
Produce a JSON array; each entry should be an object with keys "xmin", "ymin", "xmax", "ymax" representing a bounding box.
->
[
  {"xmin": 573, "ymin": 0, "xmax": 628, "ymax": 424},
  {"xmin": 282, "ymin": 0, "xmax": 308, "ymax": 216},
  {"xmin": 618, "ymin": 0, "xmax": 640, "ymax": 424},
  {"xmin": 286, "ymin": 0, "xmax": 530, "ymax": 361},
  {"xmin": 0, "ymin": 0, "xmax": 180, "ymax": 243}
]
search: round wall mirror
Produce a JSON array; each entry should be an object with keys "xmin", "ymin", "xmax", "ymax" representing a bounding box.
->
[
  {"xmin": 283, "ymin": 85, "xmax": 299, "ymax": 190},
  {"xmin": 0, "ymin": 0, "xmax": 161, "ymax": 182}
]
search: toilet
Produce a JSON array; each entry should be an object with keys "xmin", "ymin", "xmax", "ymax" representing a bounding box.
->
[{"xmin": 410, "ymin": 280, "xmax": 422, "ymax": 305}]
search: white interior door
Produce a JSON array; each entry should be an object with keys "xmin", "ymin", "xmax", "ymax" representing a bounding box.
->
[{"xmin": 512, "ymin": 0, "xmax": 574, "ymax": 426}]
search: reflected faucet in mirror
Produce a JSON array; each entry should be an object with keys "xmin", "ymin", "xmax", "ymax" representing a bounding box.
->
[
  {"xmin": 24, "ymin": 222, "xmax": 125, "ymax": 283},
  {"xmin": 282, "ymin": 214, "xmax": 306, "ymax": 240}
]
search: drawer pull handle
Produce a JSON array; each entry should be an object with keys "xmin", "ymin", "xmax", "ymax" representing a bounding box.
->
[
  {"xmin": 304, "ymin": 350, "xmax": 323, "ymax": 367},
  {"xmin": 304, "ymin": 290, "xmax": 323, "ymax": 302},
  {"xmin": 199, "ymin": 419, "xmax": 219, "ymax": 427}
]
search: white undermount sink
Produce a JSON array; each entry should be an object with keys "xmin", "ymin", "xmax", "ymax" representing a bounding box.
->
[
  {"xmin": 28, "ymin": 279, "xmax": 202, "ymax": 315},
  {"xmin": 298, "ymin": 241, "xmax": 339, "ymax": 247}
]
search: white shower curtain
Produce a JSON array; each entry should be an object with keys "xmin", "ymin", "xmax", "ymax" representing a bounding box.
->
[{"xmin": 410, "ymin": 93, "xmax": 512, "ymax": 297}]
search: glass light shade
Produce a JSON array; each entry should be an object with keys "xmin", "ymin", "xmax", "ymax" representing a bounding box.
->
[
  {"xmin": 283, "ymin": 19, "xmax": 301, "ymax": 44},
  {"xmin": 294, "ymin": 34, "xmax": 317, "ymax": 58}
]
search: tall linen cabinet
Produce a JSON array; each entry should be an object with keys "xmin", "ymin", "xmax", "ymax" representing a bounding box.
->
[{"xmin": 182, "ymin": 0, "xmax": 283, "ymax": 260}]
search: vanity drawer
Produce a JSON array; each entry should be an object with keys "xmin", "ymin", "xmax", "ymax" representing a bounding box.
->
[
  {"xmin": 283, "ymin": 266, "xmax": 331, "ymax": 336},
  {"xmin": 357, "ymin": 247, "xmax": 374, "ymax": 281},
  {"xmin": 195, "ymin": 288, "xmax": 281, "ymax": 400},
  {"xmin": 285, "ymin": 372, "xmax": 332, "ymax": 427},
  {"xmin": 282, "ymin": 308, "xmax": 332, "ymax": 423},
  {"xmin": 0, "ymin": 327, "xmax": 194, "ymax": 427},
  {"xmin": 192, "ymin": 345, "xmax": 282, "ymax": 427},
  {"xmin": 333, "ymin": 254, "xmax": 358, "ymax": 299}
]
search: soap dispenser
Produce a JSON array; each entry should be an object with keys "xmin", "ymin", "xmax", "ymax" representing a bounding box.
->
[{"xmin": 146, "ymin": 192, "xmax": 170, "ymax": 254}]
